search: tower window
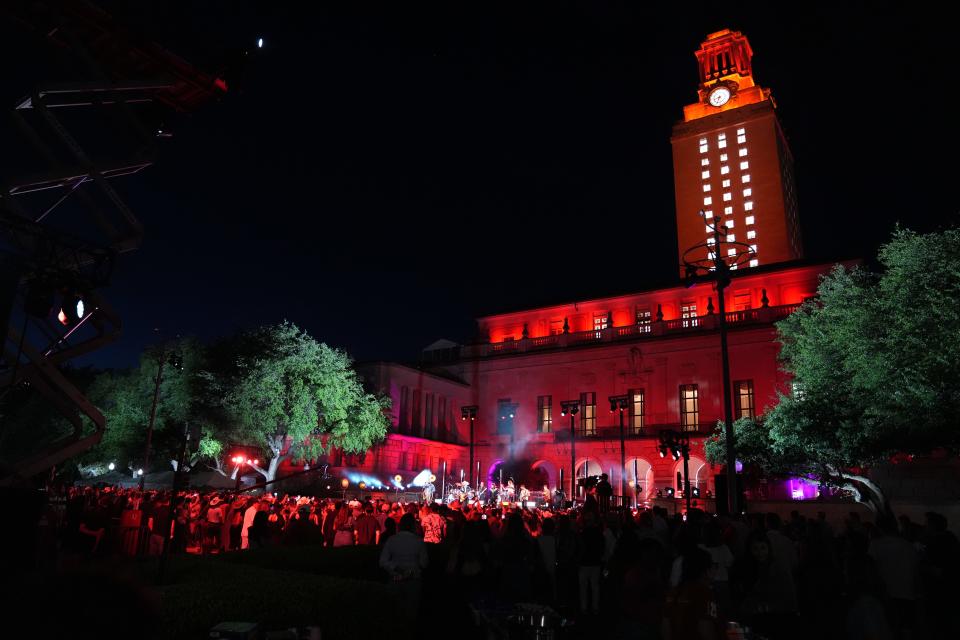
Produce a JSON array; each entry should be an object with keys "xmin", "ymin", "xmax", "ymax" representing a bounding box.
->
[
  {"xmin": 722, "ymin": 179, "xmax": 731, "ymax": 188},
  {"xmin": 720, "ymin": 153, "xmax": 728, "ymax": 162},
  {"xmin": 747, "ymin": 230, "xmax": 756, "ymax": 239},
  {"xmin": 717, "ymin": 133, "xmax": 726, "ymax": 141},
  {"xmin": 703, "ymin": 210, "xmax": 713, "ymax": 218},
  {"xmin": 743, "ymin": 188, "xmax": 752, "ymax": 197},
  {"xmin": 699, "ymin": 140, "xmax": 708, "ymax": 153},
  {"xmin": 580, "ymin": 392, "xmax": 597, "ymax": 436},
  {"xmin": 750, "ymin": 244, "xmax": 758, "ymax": 252},
  {"xmin": 725, "ymin": 219, "xmax": 734, "ymax": 228},
  {"xmin": 749, "ymin": 259, "xmax": 759, "ymax": 267},
  {"xmin": 736, "ymin": 128, "xmax": 745, "ymax": 135},
  {"xmin": 538, "ymin": 395, "xmax": 552, "ymax": 433},
  {"xmin": 723, "ymin": 193, "xmax": 732, "ymax": 201},
  {"xmin": 738, "ymin": 148, "xmax": 748, "ymax": 157},
  {"xmin": 701, "ymin": 158, "xmax": 710, "ymax": 166},
  {"xmin": 726, "ymin": 234, "xmax": 736, "ymax": 242},
  {"xmin": 706, "ymin": 237, "xmax": 716, "ymax": 245},
  {"xmin": 742, "ymin": 174, "xmax": 751, "ymax": 183},
  {"xmin": 705, "ymin": 225, "xmax": 713, "ymax": 233},
  {"xmin": 703, "ymin": 196, "xmax": 712, "ymax": 206},
  {"xmin": 701, "ymin": 170, "xmax": 710, "ymax": 179},
  {"xmin": 737, "ymin": 134, "xmax": 746, "ymax": 144},
  {"xmin": 739, "ymin": 161, "xmax": 749, "ymax": 170},
  {"xmin": 636, "ymin": 307, "xmax": 652, "ymax": 332},
  {"xmin": 724, "ymin": 206, "xmax": 733, "ymax": 214},
  {"xmin": 727, "ymin": 248, "xmax": 737, "ymax": 256},
  {"xmin": 721, "ymin": 166, "xmax": 729, "ymax": 175},
  {"xmin": 718, "ymin": 139, "xmax": 727, "ymax": 149},
  {"xmin": 744, "ymin": 201, "xmax": 754, "ymax": 211},
  {"xmin": 745, "ymin": 215, "xmax": 755, "ymax": 225},
  {"xmin": 703, "ymin": 184, "xmax": 711, "ymax": 192}
]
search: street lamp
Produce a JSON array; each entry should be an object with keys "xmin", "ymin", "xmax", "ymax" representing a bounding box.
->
[
  {"xmin": 659, "ymin": 430, "xmax": 692, "ymax": 513},
  {"xmin": 560, "ymin": 400, "xmax": 581, "ymax": 502},
  {"xmin": 681, "ymin": 210, "xmax": 754, "ymax": 515},
  {"xmin": 461, "ymin": 405, "xmax": 478, "ymax": 486},
  {"xmin": 609, "ymin": 394, "xmax": 630, "ymax": 505}
]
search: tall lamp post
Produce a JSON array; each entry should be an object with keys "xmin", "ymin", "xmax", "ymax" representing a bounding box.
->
[
  {"xmin": 681, "ymin": 210, "xmax": 754, "ymax": 515},
  {"xmin": 609, "ymin": 395, "xmax": 630, "ymax": 505},
  {"xmin": 560, "ymin": 400, "xmax": 580, "ymax": 503},
  {"xmin": 461, "ymin": 406, "xmax": 478, "ymax": 486},
  {"xmin": 140, "ymin": 344, "xmax": 183, "ymax": 489},
  {"xmin": 659, "ymin": 430, "xmax": 692, "ymax": 513}
]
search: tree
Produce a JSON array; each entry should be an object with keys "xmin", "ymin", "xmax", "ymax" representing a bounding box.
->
[
  {"xmin": 85, "ymin": 338, "xmax": 228, "ymax": 476},
  {"xmin": 707, "ymin": 228, "xmax": 960, "ymax": 513},
  {"xmin": 222, "ymin": 321, "xmax": 390, "ymax": 483}
]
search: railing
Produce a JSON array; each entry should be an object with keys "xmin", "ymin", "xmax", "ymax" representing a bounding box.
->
[
  {"xmin": 434, "ymin": 303, "xmax": 802, "ymax": 363},
  {"xmin": 553, "ymin": 422, "xmax": 714, "ymax": 441}
]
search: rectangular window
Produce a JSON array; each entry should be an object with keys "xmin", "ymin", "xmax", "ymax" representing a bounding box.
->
[
  {"xmin": 703, "ymin": 196, "xmax": 713, "ymax": 206},
  {"xmin": 737, "ymin": 134, "xmax": 746, "ymax": 144},
  {"xmin": 723, "ymin": 192, "xmax": 732, "ymax": 201},
  {"xmin": 736, "ymin": 128, "xmax": 745, "ymax": 135},
  {"xmin": 735, "ymin": 380, "xmax": 755, "ymax": 419},
  {"xmin": 399, "ymin": 386, "xmax": 410, "ymax": 432},
  {"xmin": 550, "ymin": 319, "xmax": 564, "ymax": 335},
  {"xmin": 699, "ymin": 142, "xmax": 708, "ymax": 153},
  {"xmin": 424, "ymin": 393, "xmax": 434, "ymax": 438},
  {"xmin": 497, "ymin": 398, "xmax": 514, "ymax": 435},
  {"xmin": 720, "ymin": 166, "xmax": 729, "ymax": 175},
  {"xmin": 724, "ymin": 205, "xmax": 733, "ymax": 214},
  {"xmin": 725, "ymin": 219, "xmax": 735, "ymax": 228},
  {"xmin": 743, "ymin": 188, "xmax": 752, "ymax": 197},
  {"xmin": 722, "ymin": 179, "xmax": 731, "ymax": 188},
  {"xmin": 738, "ymin": 148, "xmax": 748, "ymax": 157},
  {"xmin": 742, "ymin": 174, "xmax": 751, "ymax": 183},
  {"xmin": 727, "ymin": 248, "xmax": 737, "ymax": 256},
  {"xmin": 717, "ymin": 133, "xmax": 726, "ymax": 141},
  {"xmin": 718, "ymin": 139, "xmax": 727, "ymax": 149},
  {"xmin": 438, "ymin": 396, "xmax": 447, "ymax": 432},
  {"xmin": 750, "ymin": 244, "xmax": 758, "ymax": 253},
  {"xmin": 720, "ymin": 153, "xmax": 728, "ymax": 162},
  {"xmin": 747, "ymin": 230, "xmax": 756, "ymax": 239},
  {"xmin": 412, "ymin": 389, "xmax": 422, "ymax": 435},
  {"xmin": 681, "ymin": 302, "xmax": 698, "ymax": 327},
  {"xmin": 630, "ymin": 389, "xmax": 645, "ymax": 433},
  {"xmin": 745, "ymin": 215, "xmax": 755, "ymax": 225},
  {"xmin": 538, "ymin": 395, "xmax": 552, "ymax": 433},
  {"xmin": 706, "ymin": 237, "xmax": 716, "ymax": 245},
  {"xmin": 580, "ymin": 392, "xmax": 597, "ymax": 435},
  {"xmin": 740, "ymin": 161, "xmax": 749, "ymax": 170},
  {"xmin": 733, "ymin": 291, "xmax": 752, "ymax": 311},
  {"xmin": 701, "ymin": 170, "xmax": 710, "ymax": 179},
  {"xmin": 702, "ymin": 184, "xmax": 711, "ymax": 192},
  {"xmin": 680, "ymin": 384, "xmax": 699, "ymax": 431},
  {"xmin": 701, "ymin": 158, "xmax": 710, "ymax": 166},
  {"xmin": 704, "ymin": 210, "xmax": 713, "ymax": 218},
  {"xmin": 744, "ymin": 201, "xmax": 754, "ymax": 211},
  {"xmin": 636, "ymin": 307, "xmax": 652, "ymax": 332},
  {"xmin": 726, "ymin": 234, "xmax": 736, "ymax": 242},
  {"xmin": 705, "ymin": 225, "xmax": 714, "ymax": 233},
  {"xmin": 593, "ymin": 313, "xmax": 608, "ymax": 337},
  {"xmin": 749, "ymin": 258, "xmax": 759, "ymax": 267}
]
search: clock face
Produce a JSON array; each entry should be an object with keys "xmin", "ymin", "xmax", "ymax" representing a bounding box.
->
[{"xmin": 708, "ymin": 86, "xmax": 731, "ymax": 107}]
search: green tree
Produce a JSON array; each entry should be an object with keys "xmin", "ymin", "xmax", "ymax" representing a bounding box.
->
[
  {"xmin": 223, "ymin": 322, "xmax": 390, "ymax": 483},
  {"xmin": 707, "ymin": 228, "xmax": 960, "ymax": 513}
]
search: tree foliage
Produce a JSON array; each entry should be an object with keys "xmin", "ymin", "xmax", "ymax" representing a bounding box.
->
[
  {"xmin": 707, "ymin": 228, "xmax": 960, "ymax": 511},
  {"xmin": 222, "ymin": 321, "xmax": 390, "ymax": 481}
]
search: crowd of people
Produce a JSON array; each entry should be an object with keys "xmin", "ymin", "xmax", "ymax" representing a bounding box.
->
[{"xmin": 45, "ymin": 483, "xmax": 960, "ymax": 639}]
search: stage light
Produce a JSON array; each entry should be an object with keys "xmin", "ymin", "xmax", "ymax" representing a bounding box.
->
[
  {"xmin": 560, "ymin": 409, "xmax": 566, "ymax": 417},
  {"xmin": 253, "ymin": 459, "xmax": 259, "ymax": 465},
  {"xmin": 108, "ymin": 462, "xmax": 115, "ymax": 471},
  {"xmin": 358, "ymin": 482, "xmax": 366, "ymax": 490},
  {"xmin": 659, "ymin": 444, "xmax": 668, "ymax": 458},
  {"xmin": 257, "ymin": 37, "xmax": 264, "ymax": 48},
  {"xmin": 429, "ymin": 474, "xmax": 436, "ymax": 483},
  {"xmin": 341, "ymin": 479, "xmax": 349, "ymax": 488},
  {"xmin": 59, "ymin": 294, "xmax": 87, "ymax": 325},
  {"xmin": 137, "ymin": 469, "xmax": 143, "ymax": 476},
  {"xmin": 692, "ymin": 487, "xmax": 701, "ymax": 498},
  {"xmin": 394, "ymin": 474, "xmax": 403, "ymax": 484},
  {"xmin": 672, "ymin": 447, "xmax": 681, "ymax": 461}
]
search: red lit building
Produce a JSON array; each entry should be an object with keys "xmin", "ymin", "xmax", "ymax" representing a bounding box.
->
[{"xmin": 290, "ymin": 30, "xmax": 836, "ymax": 507}]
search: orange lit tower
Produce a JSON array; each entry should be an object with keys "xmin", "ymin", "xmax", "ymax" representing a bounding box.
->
[{"xmin": 671, "ymin": 29, "xmax": 802, "ymax": 275}]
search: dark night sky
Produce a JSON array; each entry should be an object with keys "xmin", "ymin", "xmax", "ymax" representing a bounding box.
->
[{"xmin": 14, "ymin": 2, "xmax": 959, "ymax": 368}]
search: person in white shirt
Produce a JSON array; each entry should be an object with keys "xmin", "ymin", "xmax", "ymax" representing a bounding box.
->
[{"xmin": 241, "ymin": 499, "xmax": 259, "ymax": 550}]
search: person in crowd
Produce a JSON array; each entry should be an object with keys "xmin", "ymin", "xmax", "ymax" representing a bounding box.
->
[
  {"xmin": 868, "ymin": 515, "xmax": 919, "ymax": 638},
  {"xmin": 662, "ymin": 546, "xmax": 723, "ymax": 640},
  {"xmin": 241, "ymin": 496, "xmax": 258, "ymax": 549},
  {"xmin": 380, "ymin": 513, "xmax": 428, "ymax": 621},
  {"xmin": 355, "ymin": 503, "xmax": 380, "ymax": 545},
  {"xmin": 732, "ymin": 530, "xmax": 799, "ymax": 639},
  {"xmin": 332, "ymin": 503, "xmax": 356, "ymax": 547}
]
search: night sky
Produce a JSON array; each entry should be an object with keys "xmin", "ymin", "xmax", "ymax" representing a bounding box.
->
[{"xmin": 15, "ymin": 2, "xmax": 958, "ymax": 368}]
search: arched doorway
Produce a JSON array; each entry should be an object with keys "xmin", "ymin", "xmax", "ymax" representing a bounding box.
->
[
  {"xmin": 530, "ymin": 459, "xmax": 558, "ymax": 491},
  {"xmin": 626, "ymin": 457, "xmax": 655, "ymax": 501},
  {"xmin": 574, "ymin": 458, "xmax": 603, "ymax": 498},
  {"xmin": 674, "ymin": 456, "xmax": 709, "ymax": 494}
]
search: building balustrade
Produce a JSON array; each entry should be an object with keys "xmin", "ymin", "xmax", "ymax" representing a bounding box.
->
[
  {"xmin": 552, "ymin": 422, "xmax": 713, "ymax": 441},
  {"xmin": 424, "ymin": 303, "xmax": 802, "ymax": 363}
]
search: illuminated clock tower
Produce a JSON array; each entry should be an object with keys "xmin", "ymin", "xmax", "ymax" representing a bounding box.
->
[{"xmin": 671, "ymin": 29, "xmax": 802, "ymax": 275}]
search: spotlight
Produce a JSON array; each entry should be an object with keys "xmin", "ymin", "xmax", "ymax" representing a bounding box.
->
[
  {"xmin": 257, "ymin": 37, "xmax": 264, "ymax": 48},
  {"xmin": 253, "ymin": 459, "xmax": 259, "ymax": 465},
  {"xmin": 692, "ymin": 486, "xmax": 701, "ymax": 498},
  {"xmin": 137, "ymin": 469, "xmax": 143, "ymax": 476},
  {"xmin": 341, "ymin": 479, "xmax": 349, "ymax": 488},
  {"xmin": 108, "ymin": 462, "xmax": 115, "ymax": 471},
  {"xmin": 659, "ymin": 445, "xmax": 668, "ymax": 458},
  {"xmin": 59, "ymin": 293, "xmax": 87, "ymax": 325}
]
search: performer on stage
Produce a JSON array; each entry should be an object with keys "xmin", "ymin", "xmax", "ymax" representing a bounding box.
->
[
  {"xmin": 476, "ymin": 482, "xmax": 489, "ymax": 505},
  {"xmin": 518, "ymin": 484, "xmax": 531, "ymax": 504},
  {"xmin": 552, "ymin": 486, "xmax": 565, "ymax": 510},
  {"xmin": 505, "ymin": 479, "xmax": 516, "ymax": 502},
  {"xmin": 422, "ymin": 482, "xmax": 436, "ymax": 504},
  {"xmin": 542, "ymin": 484, "xmax": 552, "ymax": 507}
]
